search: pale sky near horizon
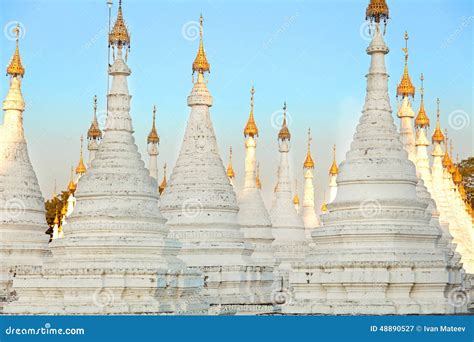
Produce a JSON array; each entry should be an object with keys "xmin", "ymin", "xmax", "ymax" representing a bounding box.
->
[{"xmin": 1, "ymin": 0, "xmax": 472, "ymax": 210}]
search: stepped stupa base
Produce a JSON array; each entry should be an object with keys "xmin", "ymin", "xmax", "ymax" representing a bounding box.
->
[{"xmin": 5, "ymin": 266, "xmax": 208, "ymax": 315}]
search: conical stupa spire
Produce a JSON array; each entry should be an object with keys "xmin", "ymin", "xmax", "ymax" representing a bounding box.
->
[
  {"xmin": 303, "ymin": 128, "xmax": 314, "ymax": 169},
  {"xmin": 415, "ymin": 74, "xmax": 430, "ymax": 128},
  {"xmin": 432, "ymin": 98, "xmax": 445, "ymax": 144},
  {"xmin": 227, "ymin": 146, "xmax": 235, "ymax": 180},
  {"xmin": 159, "ymin": 163, "xmax": 167, "ymax": 195},
  {"xmin": 6, "ymin": 24, "xmax": 25, "ymax": 78},
  {"xmin": 109, "ymin": 0, "xmax": 130, "ymax": 49},
  {"xmin": 244, "ymin": 86, "xmax": 258, "ymax": 137},
  {"xmin": 75, "ymin": 136, "xmax": 87, "ymax": 175},
  {"xmin": 192, "ymin": 14, "xmax": 210, "ymax": 75},
  {"xmin": 396, "ymin": 31, "xmax": 415, "ymax": 98}
]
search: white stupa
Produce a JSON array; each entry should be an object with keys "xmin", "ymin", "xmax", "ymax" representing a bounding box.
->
[
  {"xmin": 287, "ymin": 0, "xmax": 465, "ymax": 314},
  {"xmin": 270, "ymin": 103, "xmax": 307, "ymax": 278},
  {"xmin": 395, "ymin": 31, "xmax": 416, "ymax": 163},
  {"xmin": 237, "ymin": 86, "xmax": 274, "ymax": 264},
  {"xmin": 6, "ymin": 2, "xmax": 207, "ymax": 314},
  {"xmin": 302, "ymin": 128, "xmax": 320, "ymax": 236},
  {"xmin": 327, "ymin": 145, "xmax": 339, "ymax": 204},
  {"xmin": 87, "ymin": 95, "xmax": 102, "ymax": 165},
  {"xmin": 159, "ymin": 15, "xmax": 275, "ymax": 314},
  {"xmin": 0, "ymin": 27, "xmax": 50, "ymax": 310},
  {"xmin": 147, "ymin": 105, "xmax": 159, "ymax": 181}
]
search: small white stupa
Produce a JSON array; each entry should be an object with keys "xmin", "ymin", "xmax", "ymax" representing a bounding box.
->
[
  {"xmin": 395, "ymin": 31, "xmax": 416, "ymax": 163},
  {"xmin": 328, "ymin": 145, "xmax": 339, "ymax": 204},
  {"xmin": 0, "ymin": 25, "xmax": 50, "ymax": 310},
  {"xmin": 159, "ymin": 15, "xmax": 275, "ymax": 314},
  {"xmin": 287, "ymin": 0, "xmax": 465, "ymax": 314},
  {"xmin": 6, "ymin": 1, "xmax": 207, "ymax": 315},
  {"xmin": 302, "ymin": 128, "xmax": 320, "ymax": 236},
  {"xmin": 87, "ymin": 95, "xmax": 102, "ymax": 165},
  {"xmin": 237, "ymin": 86, "xmax": 274, "ymax": 264}
]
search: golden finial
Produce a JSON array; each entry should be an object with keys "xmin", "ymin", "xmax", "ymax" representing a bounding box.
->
[
  {"xmin": 329, "ymin": 144, "xmax": 338, "ymax": 176},
  {"xmin": 431, "ymin": 98, "xmax": 444, "ymax": 143},
  {"xmin": 321, "ymin": 192, "xmax": 328, "ymax": 213},
  {"xmin": 226, "ymin": 146, "xmax": 235, "ymax": 179},
  {"xmin": 6, "ymin": 24, "xmax": 25, "ymax": 77},
  {"xmin": 396, "ymin": 31, "xmax": 415, "ymax": 98},
  {"xmin": 452, "ymin": 155, "xmax": 462, "ymax": 185},
  {"xmin": 75, "ymin": 135, "xmax": 87, "ymax": 175},
  {"xmin": 109, "ymin": 0, "xmax": 130, "ymax": 49},
  {"xmin": 159, "ymin": 164, "xmax": 167, "ymax": 195},
  {"xmin": 87, "ymin": 95, "xmax": 102, "ymax": 140},
  {"xmin": 365, "ymin": 0, "xmax": 389, "ymax": 28},
  {"xmin": 278, "ymin": 102, "xmax": 291, "ymax": 141},
  {"xmin": 448, "ymin": 141, "xmax": 456, "ymax": 175},
  {"xmin": 244, "ymin": 86, "xmax": 259, "ymax": 137},
  {"xmin": 68, "ymin": 166, "xmax": 77, "ymax": 194},
  {"xmin": 192, "ymin": 14, "xmax": 210, "ymax": 74},
  {"xmin": 303, "ymin": 128, "xmax": 315, "ymax": 169},
  {"xmin": 442, "ymin": 130, "xmax": 453, "ymax": 170},
  {"xmin": 256, "ymin": 161, "xmax": 262, "ymax": 189},
  {"xmin": 147, "ymin": 105, "xmax": 160, "ymax": 144},
  {"xmin": 293, "ymin": 193, "xmax": 300, "ymax": 205},
  {"xmin": 415, "ymin": 73, "xmax": 430, "ymax": 128}
]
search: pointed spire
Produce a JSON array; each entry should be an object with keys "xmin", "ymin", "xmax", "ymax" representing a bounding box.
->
[
  {"xmin": 256, "ymin": 161, "xmax": 262, "ymax": 189},
  {"xmin": 396, "ymin": 31, "xmax": 415, "ymax": 98},
  {"xmin": 432, "ymin": 98, "xmax": 445, "ymax": 143},
  {"xmin": 278, "ymin": 102, "xmax": 291, "ymax": 141},
  {"xmin": 109, "ymin": 0, "xmax": 130, "ymax": 49},
  {"xmin": 293, "ymin": 180, "xmax": 300, "ymax": 205},
  {"xmin": 442, "ymin": 129, "xmax": 453, "ymax": 170},
  {"xmin": 87, "ymin": 95, "xmax": 102, "ymax": 140},
  {"xmin": 226, "ymin": 146, "xmax": 235, "ymax": 179},
  {"xmin": 75, "ymin": 135, "xmax": 87, "ymax": 175},
  {"xmin": 192, "ymin": 14, "xmax": 210, "ymax": 74},
  {"xmin": 244, "ymin": 86, "xmax": 258, "ymax": 137},
  {"xmin": 452, "ymin": 155, "xmax": 462, "ymax": 185},
  {"xmin": 321, "ymin": 192, "xmax": 328, "ymax": 213},
  {"xmin": 147, "ymin": 105, "xmax": 160, "ymax": 144},
  {"xmin": 329, "ymin": 144, "xmax": 338, "ymax": 176},
  {"xmin": 52, "ymin": 179, "xmax": 57, "ymax": 198},
  {"xmin": 6, "ymin": 24, "xmax": 25, "ymax": 77},
  {"xmin": 159, "ymin": 163, "xmax": 167, "ymax": 195},
  {"xmin": 68, "ymin": 166, "xmax": 77, "ymax": 194},
  {"xmin": 303, "ymin": 128, "xmax": 315, "ymax": 169},
  {"xmin": 415, "ymin": 73, "xmax": 430, "ymax": 128},
  {"xmin": 448, "ymin": 140, "xmax": 456, "ymax": 175}
]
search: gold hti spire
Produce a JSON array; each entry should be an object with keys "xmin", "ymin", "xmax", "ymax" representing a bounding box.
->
[
  {"xmin": 448, "ymin": 141, "xmax": 456, "ymax": 174},
  {"xmin": 87, "ymin": 95, "xmax": 102, "ymax": 140},
  {"xmin": 278, "ymin": 102, "xmax": 291, "ymax": 141},
  {"xmin": 396, "ymin": 31, "xmax": 415, "ymax": 98},
  {"xmin": 293, "ymin": 180, "xmax": 300, "ymax": 205},
  {"xmin": 68, "ymin": 166, "xmax": 77, "ymax": 194},
  {"xmin": 256, "ymin": 161, "xmax": 262, "ymax": 189},
  {"xmin": 365, "ymin": 0, "xmax": 389, "ymax": 25},
  {"xmin": 109, "ymin": 0, "xmax": 130, "ymax": 49},
  {"xmin": 431, "ymin": 98, "xmax": 445, "ymax": 144},
  {"xmin": 329, "ymin": 144, "xmax": 339, "ymax": 176},
  {"xmin": 442, "ymin": 130, "xmax": 453, "ymax": 170},
  {"xmin": 415, "ymin": 73, "xmax": 430, "ymax": 128},
  {"xmin": 6, "ymin": 24, "xmax": 25, "ymax": 77},
  {"xmin": 244, "ymin": 86, "xmax": 259, "ymax": 137},
  {"xmin": 321, "ymin": 192, "xmax": 328, "ymax": 213},
  {"xmin": 452, "ymin": 155, "xmax": 463, "ymax": 185},
  {"xmin": 226, "ymin": 146, "xmax": 235, "ymax": 179},
  {"xmin": 75, "ymin": 136, "xmax": 87, "ymax": 175},
  {"xmin": 159, "ymin": 164, "xmax": 167, "ymax": 195},
  {"xmin": 147, "ymin": 105, "xmax": 160, "ymax": 144},
  {"xmin": 192, "ymin": 14, "xmax": 210, "ymax": 74},
  {"xmin": 303, "ymin": 128, "xmax": 315, "ymax": 169}
]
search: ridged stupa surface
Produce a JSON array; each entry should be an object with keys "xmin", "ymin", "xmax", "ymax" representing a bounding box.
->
[
  {"xmin": 6, "ymin": 6, "xmax": 206, "ymax": 314},
  {"xmin": 160, "ymin": 21, "xmax": 275, "ymax": 313},
  {"xmin": 286, "ymin": 21, "xmax": 465, "ymax": 314},
  {"xmin": 0, "ymin": 63, "xmax": 50, "ymax": 310}
]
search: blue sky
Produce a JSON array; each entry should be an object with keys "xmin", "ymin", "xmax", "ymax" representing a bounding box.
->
[{"xmin": 1, "ymin": 0, "xmax": 472, "ymax": 208}]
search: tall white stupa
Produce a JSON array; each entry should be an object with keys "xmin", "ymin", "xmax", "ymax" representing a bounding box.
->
[
  {"xmin": 159, "ymin": 15, "xmax": 275, "ymax": 313},
  {"xmin": 0, "ymin": 25, "xmax": 50, "ymax": 310},
  {"xmin": 395, "ymin": 31, "xmax": 416, "ymax": 163},
  {"xmin": 237, "ymin": 86, "xmax": 274, "ymax": 264},
  {"xmin": 287, "ymin": 0, "xmax": 465, "ymax": 314},
  {"xmin": 6, "ymin": 1, "xmax": 207, "ymax": 314},
  {"xmin": 302, "ymin": 128, "xmax": 320, "ymax": 235}
]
